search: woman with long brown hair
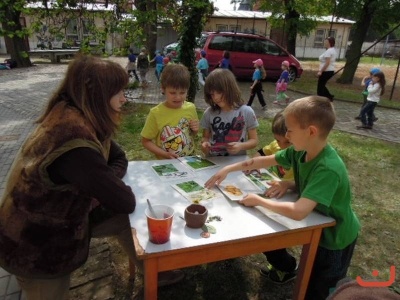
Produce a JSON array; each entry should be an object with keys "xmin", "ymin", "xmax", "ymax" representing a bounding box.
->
[{"xmin": 0, "ymin": 55, "xmax": 182, "ymax": 299}]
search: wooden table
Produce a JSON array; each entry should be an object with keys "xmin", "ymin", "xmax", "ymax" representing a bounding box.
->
[{"xmin": 124, "ymin": 156, "xmax": 335, "ymax": 299}]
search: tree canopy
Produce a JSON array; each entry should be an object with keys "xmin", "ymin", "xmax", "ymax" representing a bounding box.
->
[
  {"xmin": 257, "ymin": 0, "xmax": 333, "ymax": 56},
  {"xmin": 336, "ymin": 0, "xmax": 400, "ymax": 84}
]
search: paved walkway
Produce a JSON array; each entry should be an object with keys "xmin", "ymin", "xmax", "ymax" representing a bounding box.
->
[{"xmin": 0, "ymin": 57, "xmax": 399, "ymax": 300}]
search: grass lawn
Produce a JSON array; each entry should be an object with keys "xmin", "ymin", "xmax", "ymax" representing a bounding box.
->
[
  {"xmin": 109, "ymin": 101, "xmax": 400, "ymax": 299},
  {"xmin": 292, "ymin": 58, "xmax": 400, "ymax": 109}
]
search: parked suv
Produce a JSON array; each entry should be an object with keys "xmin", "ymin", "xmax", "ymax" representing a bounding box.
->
[{"xmin": 196, "ymin": 32, "xmax": 303, "ymax": 82}]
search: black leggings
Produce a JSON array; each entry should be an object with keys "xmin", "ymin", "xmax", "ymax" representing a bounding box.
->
[
  {"xmin": 317, "ymin": 71, "xmax": 334, "ymax": 101},
  {"xmin": 247, "ymin": 82, "xmax": 266, "ymax": 107}
]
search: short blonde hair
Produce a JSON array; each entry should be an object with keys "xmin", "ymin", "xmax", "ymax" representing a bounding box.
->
[{"xmin": 283, "ymin": 96, "xmax": 335, "ymax": 138}]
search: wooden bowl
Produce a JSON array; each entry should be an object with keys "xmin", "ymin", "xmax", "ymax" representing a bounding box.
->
[{"xmin": 184, "ymin": 204, "xmax": 208, "ymax": 228}]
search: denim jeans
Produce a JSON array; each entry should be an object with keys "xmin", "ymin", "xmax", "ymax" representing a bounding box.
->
[{"xmin": 360, "ymin": 100, "xmax": 377, "ymax": 126}]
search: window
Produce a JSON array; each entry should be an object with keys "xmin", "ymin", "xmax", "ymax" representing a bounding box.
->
[
  {"xmin": 216, "ymin": 24, "xmax": 228, "ymax": 31},
  {"xmin": 82, "ymin": 19, "xmax": 95, "ymax": 42},
  {"xmin": 314, "ymin": 29, "xmax": 337, "ymax": 48},
  {"xmin": 229, "ymin": 25, "xmax": 241, "ymax": 33},
  {"xmin": 314, "ymin": 29, "xmax": 325, "ymax": 48},
  {"xmin": 260, "ymin": 40, "xmax": 282, "ymax": 56},
  {"xmin": 66, "ymin": 19, "xmax": 79, "ymax": 41},
  {"xmin": 327, "ymin": 30, "xmax": 336, "ymax": 39},
  {"xmin": 208, "ymin": 35, "xmax": 233, "ymax": 51}
]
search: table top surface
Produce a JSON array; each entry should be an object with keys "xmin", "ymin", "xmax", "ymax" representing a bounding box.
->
[{"xmin": 124, "ymin": 156, "xmax": 335, "ymax": 255}]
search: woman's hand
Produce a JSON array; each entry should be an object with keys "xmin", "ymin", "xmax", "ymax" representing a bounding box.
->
[{"xmin": 264, "ymin": 180, "xmax": 291, "ymax": 199}]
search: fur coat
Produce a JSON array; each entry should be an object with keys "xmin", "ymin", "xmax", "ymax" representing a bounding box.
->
[{"xmin": 0, "ymin": 101, "xmax": 110, "ymax": 278}]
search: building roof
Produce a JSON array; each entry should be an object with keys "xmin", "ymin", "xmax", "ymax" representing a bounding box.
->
[
  {"xmin": 214, "ymin": 10, "xmax": 271, "ymax": 19},
  {"xmin": 27, "ymin": 1, "xmax": 115, "ymax": 11},
  {"xmin": 215, "ymin": 10, "xmax": 355, "ymax": 24}
]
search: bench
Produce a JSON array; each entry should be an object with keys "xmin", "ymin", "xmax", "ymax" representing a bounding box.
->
[{"xmin": 28, "ymin": 49, "xmax": 80, "ymax": 63}]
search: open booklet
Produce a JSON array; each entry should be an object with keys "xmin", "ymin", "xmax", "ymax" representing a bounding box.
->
[
  {"xmin": 172, "ymin": 179, "xmax": 221, "ymax": 205},
  {"xmin": 151, "ymin": 162, "xmax": 194, "ymax": 181},
  {"xmin": 178, "ymin": 156, "xmax": 219, "ymax": 172},
  {"xmin": 244, "ymin": 168, "xmax": 280, "ymax": 192}
]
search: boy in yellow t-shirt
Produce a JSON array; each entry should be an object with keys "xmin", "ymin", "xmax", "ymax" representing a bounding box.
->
[
  {"xmin": 254, "ymin": 111, "xmax": 293, "ymax": 180},
  {"xmin": 141, "ymin": 64, "xmax": 199, "ymax": 159}
]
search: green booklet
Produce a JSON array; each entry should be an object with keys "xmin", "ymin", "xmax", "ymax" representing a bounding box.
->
[
  {"xmin": 172, "ymin": 180, "xmax": 219, "ymax": 204},
  {"xmin": 244, "ymin": 168, "xmax": 279, "ymax": 192},
  {"xmin": 178, "ymin": 156, "xmax": 219, "ymax": 171},
  {"xmin": 151, "ymin": 163, "xmax": 193, "ymax": 181}
]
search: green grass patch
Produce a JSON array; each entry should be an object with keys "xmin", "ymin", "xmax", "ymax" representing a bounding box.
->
[{"xmin": 114, "ymin": 102, "xmax": 400, "ymax": 298}]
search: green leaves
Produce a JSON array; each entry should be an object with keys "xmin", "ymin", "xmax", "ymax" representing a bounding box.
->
[{"xmin": 202, "ymin": 224, "xmax": 216, "ymax": 234}]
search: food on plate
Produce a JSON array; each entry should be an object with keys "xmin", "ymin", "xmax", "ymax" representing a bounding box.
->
[{"xmin": 224, "ymin": 185, "xmax": 243, "ymax": 196}]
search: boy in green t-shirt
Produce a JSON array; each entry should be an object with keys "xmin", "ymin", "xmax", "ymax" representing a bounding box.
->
[
  {"xmin": 141, "ymin": 64, "xmax": 199, "ymax": 159},
  {"xmin": 205, "ymin": 96, "xmax": 360, "ymax": 300}
]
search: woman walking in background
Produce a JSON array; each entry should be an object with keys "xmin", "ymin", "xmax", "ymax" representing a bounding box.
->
[
  {"xmin": 317, "ymin": 37, "xmax": 336, "ymax": 101},
  {"xmin": 137, "ymin": 47, "xmax": 150, "ymax": 87}
]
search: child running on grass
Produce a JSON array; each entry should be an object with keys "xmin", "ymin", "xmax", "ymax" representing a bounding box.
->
[{"xmin": 205, "ymin": 96, "xmax": 360, "ymax": 300}]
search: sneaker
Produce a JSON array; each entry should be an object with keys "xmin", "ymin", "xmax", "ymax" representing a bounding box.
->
[
  {"xmin": 273, "ymin": 101, "xmax": 279, "ymax": 105},
  {"xmin": 262, "ymin": 105, "xmax": 267, "ymax": 110},
  {"xmin": 355, "ymin": 116, "xmax": 361, "ymax": 120},
  {"xmin": 260, "ymin": 266, "xmax": 297, "ymax": 284},
  {"xmin": 158, "ymin": 270, "xmax": 185, "ymax": 287}
]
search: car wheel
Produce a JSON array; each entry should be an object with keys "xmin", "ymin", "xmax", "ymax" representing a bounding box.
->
[{"xmin": 288, "ymin": 67, "xmax": 297, "ymax": 83}]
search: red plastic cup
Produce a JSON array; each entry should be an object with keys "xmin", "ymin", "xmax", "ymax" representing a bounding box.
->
[{"xmin": 145, "ymin": 204, "xmax": 174, "ymax": 244}]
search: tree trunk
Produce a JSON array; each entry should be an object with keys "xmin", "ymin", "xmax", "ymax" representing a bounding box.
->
[
  {"xmin": 1, "ymin": 7, "xmax": 32, "ymax": 67},
  {"xmin": 285, "ymin": 9, "xmax": 300, "ymax": 56},
  {"xmin": 180, "ymin": 3, "xmax": 208, "ymax": 102},
  {"xmin": 135, "ymin": 0, "xmax": 157, "ymax": 61},
  {"xmin": 337, "ymin": 2, "xmax": 374, "ymax": 84},
  {"xmin": 146, "ymin": 0, "xmax": 157, "ymax": 59}
]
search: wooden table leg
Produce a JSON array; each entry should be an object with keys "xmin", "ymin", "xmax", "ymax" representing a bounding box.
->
[
  {"xmin": 144, "ymin": 258, "xmax": 158, "ymax": 300},
  {"xmin": 293, "ymin": 228, "xmax": 322, "ymax": 300}
]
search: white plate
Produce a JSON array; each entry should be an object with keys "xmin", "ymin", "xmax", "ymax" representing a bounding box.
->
[{"xmin": 217, "ymin": 184, "xmax": 247, "ymax": 201}]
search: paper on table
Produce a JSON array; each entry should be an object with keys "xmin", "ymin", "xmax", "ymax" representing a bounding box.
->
[
  {"xmin": 151, "ymin": 162, "xmax": 194, "ymax": 181},
  {"xmin": 244, "ymin": 168, "xmax": 279, "ymax": 192},
  {"xmin": 178, "ymin": 156, "xmax": 219, "ymax": 171},
  {"xmin": 172, "ymin": 179, "xmax": 220, "ymax": 204}
]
